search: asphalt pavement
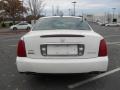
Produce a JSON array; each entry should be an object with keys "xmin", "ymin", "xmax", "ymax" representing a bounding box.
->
[{"xmin": 0, "ymin": 23, "xmax": 120, "ymax": 90}]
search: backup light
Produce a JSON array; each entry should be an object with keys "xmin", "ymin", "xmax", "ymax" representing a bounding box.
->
[
  {"xmin": 78, "ymin": 45, "xmax": 84, "ymax": 56},
  {"xmin": 41, "ymin": 45, "xmax": 47, "ymax": 56},
  {"xmin": 79, "ymin": 47, "xmax": 84, "ymax": 51}
]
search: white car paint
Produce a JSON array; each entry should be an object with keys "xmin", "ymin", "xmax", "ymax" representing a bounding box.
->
[
  {"xmin": 105, "ymin": 23, "xmax": 120, "ymax": 26},
  {"xmin": 10, "ymin": 23, "xmax": 32, "ymax": 30},
  {"xmin": 97, "ymin": 22, "xmax": 103, "ymax": 25},
  {"xmin": 23, "ymin": 30, "xmax": 101, "ymax": 59},
  {"xmin": 97, "ymin": 22, "xmax": 106, "ymax": 26},
  {"xmin": 17, "ymin": 57, "xmax": 108, "ymax": 73},
  {"xmin": 16, "ymin": 16, "xmax": 108, "ymax": 74}
]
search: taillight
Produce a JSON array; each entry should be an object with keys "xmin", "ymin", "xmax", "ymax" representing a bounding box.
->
[
  {"xmin": 17, "ymin": 40, "xmax": 26, "ymax": 57},
  {"xmin": 98, "ymin": 39, "xmax": 107, "ymax": 57}
]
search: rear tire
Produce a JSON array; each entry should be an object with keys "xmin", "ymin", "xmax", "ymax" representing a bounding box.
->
[
  {"xmin": 13, "ymin": 27, "xmax": 17, "ymax": 31},
  {"xmin": 26, "ymin": 27, "xmax": 31, "ymax": 30},
  {"xmin": 91, "ymin": 71, "xmax": 106, "ymax": 75}
]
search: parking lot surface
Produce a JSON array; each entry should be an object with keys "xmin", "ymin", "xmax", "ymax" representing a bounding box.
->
[{"xmin": 0, "ymin": 23, "xmax": 120, "ymax": 90}]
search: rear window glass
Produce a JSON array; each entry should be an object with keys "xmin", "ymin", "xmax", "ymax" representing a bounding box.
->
[{"xmin": 33, "ymin": 17, "xmax": 90, "ymax": 30}]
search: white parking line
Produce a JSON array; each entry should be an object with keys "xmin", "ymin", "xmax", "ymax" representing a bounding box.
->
[
  {"xmin": 68, "ymin": 67, "xmax": 120, "ymax": 89},
  {"xmin": 104, "ymin": 35, "xmax": 120, "ymax": 38},
  {"xmin": 3, "ymin": 39, "xmax": 19, "ymax": 42},
  {"xmin": 8, "ymin": 45, "xmax": 17, "ymax": 47},
  {"xmin": 116, "ymin": 44, "xmax": 120, "ymax": 46},
  {"xmin": 107, "ymin": 42, "xmax": 120, "ymax": 45},
  {"xmin": 0, "ymin": 35, "xmax": 22, "ymax": 40}
]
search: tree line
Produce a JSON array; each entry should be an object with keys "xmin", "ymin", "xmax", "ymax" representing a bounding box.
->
[{"xmin": 0, "ymin": 0, "xmax": 44, "ymax": 24}]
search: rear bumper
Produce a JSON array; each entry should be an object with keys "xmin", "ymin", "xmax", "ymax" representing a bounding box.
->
[{"xmin": 16, "ymin": 57, "xmax": 108, "ymax": 74}]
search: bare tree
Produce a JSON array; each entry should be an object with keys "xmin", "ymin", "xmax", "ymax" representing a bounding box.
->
[
  {"xmin": 28, "ymin": 0, "xmax": 45, "ymax": 19},
  {"xmin": 0, "ymin": 0, "xmax": 5, "ymax": 22},
  {"xmin": 3, "ymin": 0, "xmax": 27, "ymax": 24}
]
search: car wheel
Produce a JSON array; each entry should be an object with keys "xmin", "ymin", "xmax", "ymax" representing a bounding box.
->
[
  {"xmin": 13, "ymin": 27, "xmax": 17, "ymax": 31},
  {"xmin": 27, "ymin": 27, "xmax": 31, "ymax": 30}
]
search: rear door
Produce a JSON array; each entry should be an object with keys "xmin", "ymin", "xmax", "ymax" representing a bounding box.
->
[{"xmin": 18, "ymin": 23, "xmax": 27, "ymax": 29}]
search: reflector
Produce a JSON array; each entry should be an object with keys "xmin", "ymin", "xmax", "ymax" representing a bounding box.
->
[{"xmin": 98, "ymin": 39, "xmax": 107, "ymax": 57}]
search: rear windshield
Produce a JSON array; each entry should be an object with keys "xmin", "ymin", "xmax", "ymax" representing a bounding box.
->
[{"xmin": 33, "ymin": 17, "xmax": 91, "ymax": 30}]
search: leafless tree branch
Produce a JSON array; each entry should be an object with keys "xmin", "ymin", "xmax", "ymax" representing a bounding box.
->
[{"xmin": 28, "ymin": 0, "xmax": 45, "ymax": 18}]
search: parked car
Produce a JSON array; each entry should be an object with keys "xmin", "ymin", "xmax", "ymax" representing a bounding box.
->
[
  {"xmin": 16, "ymin": 16, "xmax": 108, "ymax": 74},
  {"xmin": 97, "ymin": 22, "xmax": 106, "ymax": 26},
  {"xmin": 105, "ymin": 23, "xmax": 120, "ymax": 26},
  {"xmin": 10, "ymin": 22, "xmax": 32, "ymax": 30}
]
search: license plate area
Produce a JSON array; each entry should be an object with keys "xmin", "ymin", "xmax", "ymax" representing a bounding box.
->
[{"xmin": 46, "ymin": 44, "xmax": 84, "ymax": 56}]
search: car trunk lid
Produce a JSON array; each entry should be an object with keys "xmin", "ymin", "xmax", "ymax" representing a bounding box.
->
[{"xmin": 23, "ymin": 30, "xmax": 102, "ymax": 59}]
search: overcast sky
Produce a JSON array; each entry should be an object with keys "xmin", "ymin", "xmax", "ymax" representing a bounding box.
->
[{"xmin": 25, "ymin": 0, "xmax": 120, "ymax": 16}]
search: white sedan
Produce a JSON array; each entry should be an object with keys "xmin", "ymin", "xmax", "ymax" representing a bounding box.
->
[
  {"xmin": 10, "ymin": 22, "xmax": 32, "ymax": 30},
  {"xmin": 105, "ymin": 23, "xmax": 120, "ymax": 26},
  {"xmin": 16, "ymin": 16, "xmax": 108, "ymax": 74}
]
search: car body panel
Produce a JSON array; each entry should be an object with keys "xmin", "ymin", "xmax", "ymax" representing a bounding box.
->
[
  {"xmin": 105, "ymin": 23, "xmax": 120, "ymax": 26},
  {"xmin": 10, "ymin": 23, "xmax": 32, "ymax": 30},
  {"xmin": 23, "ymin": 30, "xmax": 103, "ymax": 59},
  {"xmin": 16, "ymin": 16, "xmax": 108, "ymax": 74},
  {"xmin": 16, "ymin": 56, "xmax": 108, "ymax": 73}
]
